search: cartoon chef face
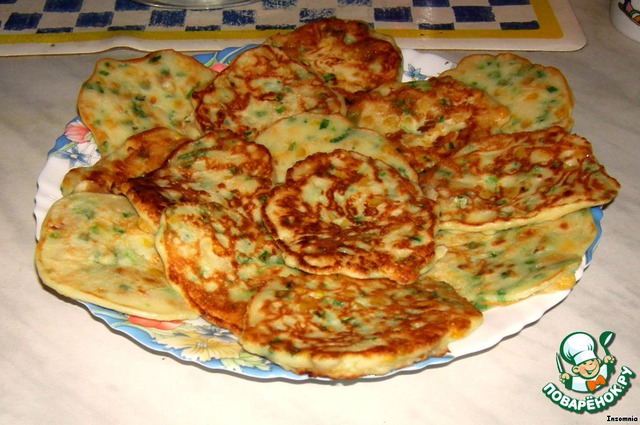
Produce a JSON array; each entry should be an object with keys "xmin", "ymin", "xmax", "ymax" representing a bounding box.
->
[{"xmin": 572, "ymin": 358, "xmax": 602, "ymax": 379}]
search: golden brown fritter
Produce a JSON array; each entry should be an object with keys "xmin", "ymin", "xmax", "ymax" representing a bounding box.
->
[
  {"xmin": 122, "ymin": 130, "xmax": 274, "ymax": 231},
  {"xmin": 441, "ymin": 53, "xmax": 574, "ymax": 133},
  {"xmin": 193, "ymin": 45, "xmax": 346, "ymax": 139},
  {"xmin": 60, "ymin": 128, "xmax": 190, "ymax": 196},
  {"xmin": 156, "ymin": 202, "xmax": 299, "ymax": 334},
  {"xmin": 240, "ymin": 273, "xmax": 482, "ymax": 379},
  {"xmin": 426, "ymin": 208, "xmax": 597, "ymax": 310},
  {"xmin": 262, "ymin": 150, "xmax": 437, "ymax": 285},
  {"xmin": 267, "ymin": 17, "xmax": 403, "ymax": 99},
  {"xmin": 348, "ymin": 76, "xmax": 510, "ymax": 182},
  {"xmin": 423, "ymin": 127, "xmax": 620, "ymax": 232}
]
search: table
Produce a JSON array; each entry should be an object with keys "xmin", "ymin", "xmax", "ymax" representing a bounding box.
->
[{"xmin": 1, "ymin": 1, "xmax": 638, "ymax": 423}]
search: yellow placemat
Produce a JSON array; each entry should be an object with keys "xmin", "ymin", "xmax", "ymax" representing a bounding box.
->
[{"xmin": 0, "ymin": 0, "xmax": 585, "ymax": 56}]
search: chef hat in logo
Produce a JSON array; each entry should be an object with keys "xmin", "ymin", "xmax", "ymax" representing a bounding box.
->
[{"xmin": 561, "ymin": 332, "xmax": 598, "ymax": 365}]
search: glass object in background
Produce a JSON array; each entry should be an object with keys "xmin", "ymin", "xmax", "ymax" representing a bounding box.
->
[{"xmin": 131, "ymin": 0, "xmax": 259, "ymax": 10}]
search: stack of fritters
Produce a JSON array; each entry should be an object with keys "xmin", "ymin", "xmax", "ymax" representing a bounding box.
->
[{"xmin": 36, "ymin": 18, "xmax": 620, "ymax": 380}]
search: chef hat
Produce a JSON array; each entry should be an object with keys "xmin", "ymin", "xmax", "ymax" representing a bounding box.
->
[{"xmin": 561, "ymin": 332, "xmax": 598, "ymax": 365}]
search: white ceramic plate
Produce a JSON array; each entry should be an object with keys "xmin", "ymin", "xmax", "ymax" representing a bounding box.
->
[{"xmin": 34, "ymin": 47, "xmax": 602, "ymax": 381}]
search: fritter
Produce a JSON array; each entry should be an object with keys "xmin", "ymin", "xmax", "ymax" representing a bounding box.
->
[
  {"xmin": 441, "ymin": 53, "xmax": 574, "ymax": 133},
  {"xmin": 254, "ymin": 112, "xmax": 418, "ymax": 184},
  {"xmin": 423, "ymin": 127, "xmax": 620, "ymax": 232},
  {"xmin": 267, "ymin": 17, "xmax": 403, "ymax": 99},
  {"xmin": 60, "ymin": 127, "xmax": 190, "ymax": 196},
  {"xmin": 348, "ymin": 76, "xmax": 510, "ymax": 181},
  {"xmin": 121, "ymin": 130, "xmax": 274, "ymax": 231},
  {"xmin": 35, "ymin": 192, "xmax": 199, "ymax": 320},
  {"xmin": 193, "ymin": 45, "xmax": 346, "ymax": 139},
  {"xmin": 156, "ymin": 202, "xmax": 299, "ymax": 334},
  {"xmin": 240, "ymin": 273, "xmax": 482, "ymax": 380},
  {"xmin": 262, "ymin": 150, "xmax": 437, "ymax": 285},
  {"xmin": 426, "ymin": 208, "xmax": 597, "ymax": 310},
  {"xmin": 77, "ymin": 49, "xmax": 215, "ymax": 156}
]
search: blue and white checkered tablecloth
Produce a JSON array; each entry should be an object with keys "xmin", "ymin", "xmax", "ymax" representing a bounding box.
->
[{"xmin": 0, "ymin": 0, "xmax": 585, "ymax": 56}]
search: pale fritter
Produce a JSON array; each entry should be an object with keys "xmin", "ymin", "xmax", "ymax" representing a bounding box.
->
[
  {"xmin": 193, "ymin": 45, "xmax": 346, "ymax": 139},
  {"xmin": 267, "ymin": 17, "xmax": 403, "ymax": 99},
  {"xmin": 240, "ymin": 274, "xmax": 482, "ymax": 380},
  {"xmin": 254, "ymin": 112, "xmax": 418, "ymax": 184},
  {"xmin": 423, "ymin": 127, "xmax": 620, "ymax": 232},
  {"xmin": 121, "ymin": 130, "xmax": 274, "ymax": 231},
  {"xmin": 35, "ymin": 193, "xmax": 199, "ymax": 320},
  {"xmin": 262, "ymin": 150, "xmax": 437, "ymax": 285},
  {"xmin": 347, "ymin": 76, "xmax": 510, "ymax": 181},
  {"xmin": 77, "ymin": 49, "xmax": 215, "ymax": 156},
  {"xmin": 61, "ymin": 128, "xmax": 190, "ymax": 196},
  {"xmin": 426, "ymin": 208, "xmax": 597, "ymax": 310},
  {"xmin": 156, "ymin": 202, "xmax": 299, "ymax": 334},
  {"xmin": 441, "ymin": 53, "xmax": 574, "ymax": 133}
]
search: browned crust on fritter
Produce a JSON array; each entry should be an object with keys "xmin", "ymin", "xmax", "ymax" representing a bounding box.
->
[
  {"xmin": 262, "ymin": 150, "xmax": 437, "ymax": 284},
  {"xmin": 192, "ymin": 45, "xmax": 345, "ymax": 138},
  {"xmin": 267, "ymin": 17, "xmax": 403, "ymax": 98},
  {"xmin": 240, "ymin": 274, "xmax": 482, "ymax": 379},
  {"xmin": 122, "ymin": 130, "xmax": 274, "ymax": 230},
  {"xmin": 440, "ymin": 53, "xmax": 575, "ymax": 132},
  {"xmin": 60, "ymin": 128, "xmax": 190, "ymax": 196},
  {"xmin": 348, "ymin": 76, "xmax": 510, "ymax": 181},
  {"xmin": 157, "ymin": 203, "xmax": 251, "ymax": 333},
  {"xmin": 423, "ymin": 126, "xmax": 621, "ymax": 231},
  {"xmin": 157, "ymin": 202, "xmax": 290, "ymax": 334}
]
